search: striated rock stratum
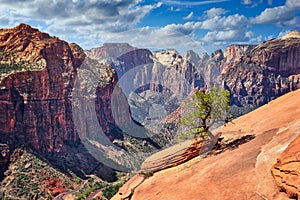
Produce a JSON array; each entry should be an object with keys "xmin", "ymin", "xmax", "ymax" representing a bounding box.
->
[
  {"xmin": 0, "ymin": 23, "xmax": 85, "ymax": 152},
  {"xmin": 0, "ymin": 24, "xmax": 123, "ymax": 185},
  {"xmin": 221, "ymin": 31, "xmax": 300, "ymax": 109}
]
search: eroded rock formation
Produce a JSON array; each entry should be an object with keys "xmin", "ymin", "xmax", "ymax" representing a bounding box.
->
[
  {"xmin": 0, "ymin": 24, "xmax": 118, "ymax": 183},
  {"xmin": 272, "ymin": 134, "xmax": 300, "ymax": 198},
  {"xmin": 0, "ymin": 23, "xmax": 85, "ymax": 153},
  {"xmin": 113, "ymin": 89, "xmax": 300, "ymax": 200},
  {"xmin": 221, "ymin": 33, "xmax": 300, "ymax": 107}
]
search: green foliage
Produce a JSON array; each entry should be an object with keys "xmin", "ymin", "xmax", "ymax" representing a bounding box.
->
[
  {"xmin": 140, "ymin": 171, "xmax": 154, "ymax": 178},
  {"xmin": 74, "ymin": 177, "xmax": 82, "ymax": 184},
  {"xmin": 94, "ymin": 181, "xmax": 106, "ymax": 190},
  {"xmin": 178, "ymin": 87, "xmax": 231, "ymax": 140},
  {"xmin": 3, "ymin": 148, "xmax": 76, "ymax": 200},
  {"xmin": 0, "ymin": 50, "xmax": 45, "ymax": 78},
  {"xmin": 102, "ymin": 183, "xmax": 122, "ymax": 199},
  {"xmin": 0, "ymin": 63, "xmax": 24, "ymax": 74},
  {"xmin": 102, "ymin": 178, "xmax": 129, "ymax": 200}
]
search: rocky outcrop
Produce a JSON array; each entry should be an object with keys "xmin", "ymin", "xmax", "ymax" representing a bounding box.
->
[
  {"xmin": 222, "ymin": 44, "xmax": 255, "ymax": 64},
  {"xmin": 0, "ymin": 24, "xmax": 85, "ymax": 152},
  {"xmin": 73, "ymin": 56, "xmax": 134, "ymax": 140},
  {"xmin": 140, "ymin": 133, "xmax": 220, "ymax": 173},
  {"xmin": 86, "ymin": 43, "xmax": 152, "ymax": 78},
  {"xmin": 0, "ymin": 24, "xmax": 121, "ymax": 183},
  {"xmin": 271, "ymin": 135, "xmax": 300, "ymax": 198},
  {"xmin": 221, "ymin": 32, "xmax": 300, "ymax": 107},
  {"xmin": 87, "ymin": 45, "xmax": 217, "ymax": 126},
  {"xmin": 113, "ymin": 89, "xmax": 300, "ymax": 200},
  {"xmin": 86, "ymin": 43, "xmax": 136, "ymax": 62}
]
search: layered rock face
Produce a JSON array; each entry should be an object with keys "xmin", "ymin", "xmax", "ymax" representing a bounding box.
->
[
  {"xmin": 89, "ymin": 33, "xmax": 300, "ymax": 124},
  {"xmin": 86, "ymin": 45, "xmax": 224, "ymax": 126},
  {"xmin": 86, "ymin": 43, "xmax": 136, "ymax": 63},
  {"xmin": 223, "ymin": 44, "xmax": 255, "ymax": 63},
  {"xmin": 86, "ymin": 43, "xmax": 152, "ymax": 78},
  {"xmin": 73, "ymin": 56, "xmax": 133, "ymax": 140},
  {"xmin": 221, "ymin": 33, "xmax": 300, "ymax": 107},
  {"xmin": 0, "ymin": 24, "xmax": 121, "ymax": 182},
  {"xmin": 0, "ymin": 24, "xmax": 85, "ymax": 153},
  {"xmin": 271, "ymin": 134, "xmax": 300, "ymax": 198}
]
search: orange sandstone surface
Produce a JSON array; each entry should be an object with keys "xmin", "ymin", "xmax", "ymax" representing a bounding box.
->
[{"xmin": 114, "ymin": 89, "xmax": 300, "ymax": 200}]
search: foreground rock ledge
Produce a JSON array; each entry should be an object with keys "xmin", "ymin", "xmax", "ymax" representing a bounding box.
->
[
  {"xmin": 113, "ymin": 89, "xmax": 300, "ymax": 200},
  {"xmin": 271, "ymin": 134, "xmax": 300, "ymax": 199}
]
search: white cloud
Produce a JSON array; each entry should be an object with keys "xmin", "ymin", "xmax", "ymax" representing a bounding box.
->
[
  {"xmin": 278, "ymin": 30, "xmax": 290, "ymax": 37},
  {"xmin": 249, "ymin": 35, "xmax": 263, "ymax": 43},
  {"xmin": 251, "ymin": 6, "xmax": 295, "ymax": 24},
  {"xmin": 286, "ymin": 0, "xmax": 300, "ymax": 8},
  {"xmin": 242, "ymin": 0, "xmax": 252, "ymax": 5},
  {"xmin": 162, "ymin": 22, "xmax": 202, "ymax": 35},
  {"xmin": 0, "ymin": 0, "xmax": 162, "ymax": 37},
  {"xmin": 97, "ymin": 27, "xmax": 207, "ymax": 55},
  {"xmin": 281, "ymin": 16, "xmax": 300, "ymax": 27},
  {"xmin": 184, "ymin": 12, "xmax": 194, "ymax": 20},
  {"xmin": 205, "ymin": 8, "xmax": 227, "ymax": 18},
  {"xmin": 202, "ymin": 30, "xmax": 251, "ymax": 42},
  {"xmin": 156, "ymin": 8, "xmax": 252, "ymax": 47},
  {"xmin": 201, "ymin": 14, "xmax": 248, "ymax": 30},
  {"xmin": 251, "ymin": 0, "xmax": 300, "ymax": 25},
  {"xmin": 161, "ymin": 0, "xmax": 230, "ymax": 6}
]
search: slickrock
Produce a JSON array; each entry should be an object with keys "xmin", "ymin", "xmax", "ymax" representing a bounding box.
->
[
  {"xmin": 271, "ymin": 134, "xmax": 300, "ymax": 198},
  {"xmin": 141, "ymin": 133, "xmax": 219, "ymax": 173},
  {"xmin": 114, "ymin": 89, "xmax": 300, "ymax": 200}
]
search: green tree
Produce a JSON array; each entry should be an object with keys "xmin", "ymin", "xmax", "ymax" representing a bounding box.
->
[{"xmin": 178, "ymin": 87, "xmax": 231, "ymax": 141}]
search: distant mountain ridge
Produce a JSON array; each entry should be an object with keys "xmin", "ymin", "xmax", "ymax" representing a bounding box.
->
[
  {"xmin": 88, "ymin": 30, "xmax": 300, "ymax": 121},
  {"xmin": 221, "ymin": 31, "xmax": 300, "ymax": 110}
]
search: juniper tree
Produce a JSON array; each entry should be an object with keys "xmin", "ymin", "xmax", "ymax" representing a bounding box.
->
[{"xmin": 178, "ymin": 87, "xmax": 231, "ymax": 141}]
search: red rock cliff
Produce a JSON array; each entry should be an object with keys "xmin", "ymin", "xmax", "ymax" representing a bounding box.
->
[{"xmin": 0, "ymin": 24, "xmax": 85, "ymax": 153}]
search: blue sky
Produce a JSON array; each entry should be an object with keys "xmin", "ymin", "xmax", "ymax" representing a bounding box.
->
[{"xmin": 0, "ymin": 0, "xmax": 299, "ymax": 54}]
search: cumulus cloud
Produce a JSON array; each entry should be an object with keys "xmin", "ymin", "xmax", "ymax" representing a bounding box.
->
[
  {"xmin": 139, "ymin": 7, "xmax": 252, "ymax": 48},
  {"xmin": 198, "ymin": 8, "xmax": 253, "ymax": 45},
  {"xmin": 162, "ymin": 22, "xmax": 202, "ymax": 35},
  {"xmin": 161, "ymin": 0, "xmax": 230, "ymax": 6},
  {"xmin": 0, "ymin": 0, "xmax": 161, "ymax": 36},
  {"xmin": 250, "ymin": 6, "xmax": 295, "ymax": 24},
  {"xmin": 205, "ymin": 8, "xmax": 227, "ymax": 18},
  {"xmin": 201, "ymin": 14, "xmax": 248, "ymax": 30},
  {"xmin": 164, "ymin": 10, "xmax": 248, "ymax": 34},
  {"xmin": 184, "ymin": 12, "xmax": 194, "ymax": 20},
  {"xmin": 286, "ymin": 0, "xmax": 300, "ymax": 8},
  {"xmin": 251, "ymin": 0, "xmax": 300, "ymax": 25},
  {"xmin": 202, "ymin": 30, "xmax": 251, "ymax": 42}
]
